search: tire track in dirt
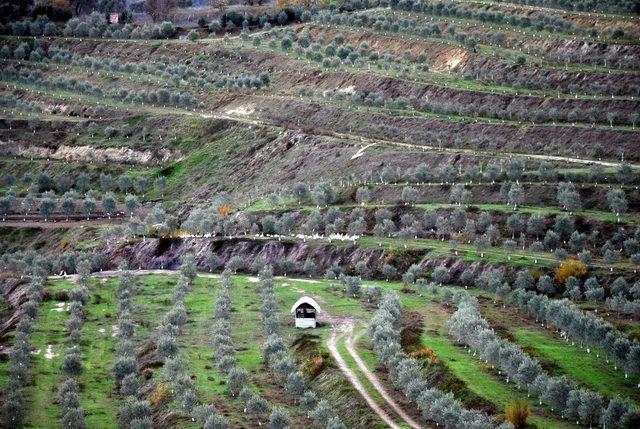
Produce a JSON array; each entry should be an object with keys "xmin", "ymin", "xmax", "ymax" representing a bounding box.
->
[
  {"xmin": 345, "ymin": 329, "xmax": 425, "ymax": 429},
  {"xmin": 326, "ymin": 318, "xmax": 404, "ymax": 429},
  {"xmin": 327, "ymin": 317, "xmax": 426, "ymax": 429}
]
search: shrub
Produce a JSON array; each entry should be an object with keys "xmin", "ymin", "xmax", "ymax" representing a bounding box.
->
[
  {"xmin": 505, "ymin": 398, "xmax": 530, "ymax": 429},
  {"xmin": 130, "ymin": 417, "xmax": 152, "ymax": 429},
  {"xmin": 269, "ymin": 407, "xmax": 290, "ymax": 429},
  {"xmin": 61, "ymin": 352, "xmax": 83, "ymax": 378},
  {"xmin": 159, "ymin": 22, "xmax": 175, "ymax": 39},
  {"xmin": 113, "ymin": 356, "xmax": 136, "ymax": 382},
  {"xmin": 104, "ymin": 127, "xmax": 117, "ymax": 138},
  {"xmin": 555, "ymin": 259, "xmax": 586, "ymax": 286},
  {"xmin": 187, "ymin": 29, "xmax": 198, "ymax": 41},
  {"xmin": 204, "ymin": 414, "xmax": 229, "ymax": 429},
  {"xmin": 156, "ymin": 335, "xmax": 178, "ymax": 359},
  {"xmin": 281, "ymin": 37, "xmax": 292, "ymax": 50},
  {"xmin": 226, "ymin": 367, "xmax": 248, "ymax": 394},
  {"xmin": 431, "ymin": 266, "xmax": 450, "ymax": 285},
  {"xmin": 119, "ymin": 373, "xmax": 141, "ymax": 396},
  {"xmin": 13, "ymin": 42, "xmax": 30, "ymax": 60},
  {"xmin": 246, "ymin": 394, "xmax": 269, "ymax": 419},
  {"xmin": 285, "ymin": 371, "xmax": 306, "ymax": 396},
  {"xmin": 61, "ymin": 406, "xmax": 87, "ymax": 429},
  {"xmin": 102, "ymin": 193, "xmax": 116, "ymax": 216},
  {"xmin": 119, "ymin": 397, "xmax": 152, "ymax": 427},
  {"xmin": 148, "ymin": 383, "xmax": 171, "ymax": 407},
  {"xmin": 180, "ymin": 254, "xmax": 197, "ymax": 280}
]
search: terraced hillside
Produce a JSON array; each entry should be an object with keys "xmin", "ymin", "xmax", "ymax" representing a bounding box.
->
[{"xmin": 1, "ymin": 0, "xmax": 640, "ymax": 428}]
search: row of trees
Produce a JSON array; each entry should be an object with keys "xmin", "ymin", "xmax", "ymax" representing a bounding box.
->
[
  {"xmin": 212, "ymin": 270, "xmax": 240, "ymax": 377},
  {"xmin": 111, "ymin": 266, "xmax": 154, "ymax": 428},
  {"xmin": 1, "ymin": 6, "xmax": 312, "ymax": 40},
  {"xmin": 58, "ymin": 259, "xmax": 91, "ymax": 429},
  {"xmin": 369, "ymin": 291, "xmax": 504, "ymax": 428},
  {"xmin": 314, "ymin": 8, "xmax": 635, "ymax": 96},
  {"xmin": 432, "ymin": 255, "xmax": 634, "ymax": 309},
  {"xmin": 454, "ymin": 265, "xmax": 640, "ymax": 375},
  {"xmin": 211, "ymin": 269, "xmax": 290, "ymax": 427},
  {"xmin": 508, "ymin": 287, "xmax": 640, "ymax": 379},
  {"xmin": 315, "ymin": 2, "xmax": 640, "ymax": 71},
  {"xmin": 323, "ymin": 82, "xmax": 639, "ymax": 126},
  {"xmin": 136, "ymin": 204, "xmax": 633, "ymax": 295},
  {"xmin": 470, "ymin": 158, "xmax": 629, "ymax": 184},
  {"xmin": 21, "ymin": 45, "xmax": 269, "ymax": 93},
  {"xmin": 606, "ymin": 292, "xmax": 640, "ymax": 319},
  {"xmin": 0, "ymin": 96, "xmax": 107, "ymax": 119},
  {"xmin": 0, "ymin": 92, "xmax": 42, "ymax": 114},
  {"xmin": 254, "ymin": 204, "xmax": 636, "ymax": 263},
  {"xmin": 288, "ymin": 165, "xmax": 638, "ymax": 207},
  {"xmin": 391, "ymin": 0, "xmax": 580, "ymax": 37},
  {"xmin": 1, "ymin": 65, "xmax": 198, "ymax": 109},
  {"xmin": 22, "ymin": 12, "xmax": 175, "ymax": 40},
  {"xmin": 410, "ymin": 251, "xmax": 635, "ymax": 313},
  {"xmin": 0, "ymin": 276, "xmax": 45, "ymax": 428},
  {"xmin": 488, "ymin": 0, "xmax": 638, "ymax": 15},
  {"xmin": 0, "ymin": 189, "xmax": 137, "ymax": 221},
  {"xmin": 1, "ymin": 170, "xmax": 162, "ymax": 198},
  {"xmin": 0, "ymin": 249, "xmax": 109, "ymax": 277},
  {"xmin": 258, "ymin": 267, "xmax": 346, "ymax": 428},
  {"xmin": 447, "ymin": 290, "xmax": 638, "ymax": 427},
  {"xmin": 154, "ymin": 256, "xmax": 201, "ymax": 416}
]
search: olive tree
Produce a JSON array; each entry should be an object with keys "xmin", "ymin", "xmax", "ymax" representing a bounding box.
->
[
  {"xmin": 355, "ymin": 187, "xmax": 371, "ymax": 205},
  {"xmin": 102, "ymin": 192, "xmax": 117, "ymax": 217},
  {"xmin": 401, "ymin": 186, "xmax": 419, "ymax": 205},
  {"xmin": 607, "ymin": 189, "xmax": 628, "ymax": 220},
  {"xmin": 39, "ymin": 196, "xmax": 56, "ymax": 221}
]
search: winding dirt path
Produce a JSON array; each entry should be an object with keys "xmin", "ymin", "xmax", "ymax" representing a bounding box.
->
[
  {"xmin": 344, "ymin": 330, "xmax": 425, "ymax": 429},
  {"xmin": 327, "ymin": 318, "xmax": 425, "ymax": 429},
  {"xmin": 202, "ymin": 108, "xmax": 638, "ymax": 168},
  {"xmin": 50, "ymin": 269, "xmax": 221, "ymax": 280},
  {"xmin": 326, "ymin": 318, "xmax": 403, "ymax": 429}
]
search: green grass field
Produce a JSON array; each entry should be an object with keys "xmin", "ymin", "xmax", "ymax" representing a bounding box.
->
[
  {"xmin": 4, "ymin": 271, "xmax": 638, "ymax": 428},
  {"xmin": 479, "ymin": 301, "xmax": 640, "ymax": 405}
]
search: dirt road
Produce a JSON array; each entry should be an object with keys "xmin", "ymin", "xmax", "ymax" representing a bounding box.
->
[
  {"xmin": 326, "ymin": 318, "xmax": 403, "ymax": 429},
  {"xmin": 327, "ymin": 318, "xmax": 425, "ymax": 429},
  {"xmin": 50, "ymin": 269, "xmax": 221, "ymax": 280},
  {"xmin": 345, "ymin": 330, "xmax": 425, "ymax": 429}
]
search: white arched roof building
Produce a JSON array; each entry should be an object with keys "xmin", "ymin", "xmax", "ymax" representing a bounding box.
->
[{"xmin": 290, "ymin": 296, "xmax": 321, "ymax": 328}]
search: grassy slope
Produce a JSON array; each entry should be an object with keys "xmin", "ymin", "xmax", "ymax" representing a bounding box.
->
[
  {"xmin": 480, "ymin": 301, "xmax": 640, "ymax": 405},
  {"xmin": 273, "ymin": 276, "xmax": 574, "ymax": 428},
  {"xmin": 272, "ymin": 277, "xmax": 390, "ymax": 429},
  {"xmin": 22, "ymin": 280, "xmax": 67, "ymax": 428},
  {"xmin": 334, "ymin": 279, "xmax": 572, "ymax": 428},
  {"xmin": 5, "ymin": 273, "xmax": 638, "ymax": 428},
  {"xmin": 179, "ymin": 274, "xmax": 309, "ymax": 426},
  {"xmin": 399, "ymin": 290, "xmax": 574, "ymax": 428},
  {"xmin": 15, "ymin": 277, "xmax": 119, "ymax": 428},
  {"xmin": 76, "ymin": 277, "xmax": 119, "ymax": 427}
]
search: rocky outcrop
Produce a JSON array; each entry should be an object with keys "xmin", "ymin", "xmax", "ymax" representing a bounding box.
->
[
  {"xmin": 0, "ymin": 141, "xmax": 176, "ymax": 166},
  {"xmin": 111, "ymin": 235, "xmax": 632, "ymax": 286},
  {"xmin": 117, "ymin": 237, "xmax": 393, "ymax": 275},
  {"xmin": 114, "ymin": 236, "xmax": 526, "ymax": 281},
  {"xmin": 0, "ymin": 277, "xmax": 29, "ymax": 339}
]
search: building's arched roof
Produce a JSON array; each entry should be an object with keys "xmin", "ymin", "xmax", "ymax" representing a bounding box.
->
[{"xmin": 290, "ymin": 296, "xmax": 322, "ymax": 314}]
